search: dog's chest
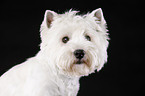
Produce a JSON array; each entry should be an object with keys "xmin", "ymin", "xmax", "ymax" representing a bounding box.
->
[{"xmin": 51, "ymin": 77, "xmax": 80, "ymax": 96}]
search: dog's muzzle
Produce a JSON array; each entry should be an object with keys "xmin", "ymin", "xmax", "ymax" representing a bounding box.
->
[{"xmin": 74, "ymin": 49, "xmax": 85, "ymax": 64}]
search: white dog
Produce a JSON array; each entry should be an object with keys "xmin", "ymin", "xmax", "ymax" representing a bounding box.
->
[{"xmin": 0, "ymin": 8, "xmax": 109, "ymax": 96}]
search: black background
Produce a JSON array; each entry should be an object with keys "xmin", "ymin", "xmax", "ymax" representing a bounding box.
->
[{"xmin": 0, "ymin": 0, "xmax": 144, "ymax": 96}]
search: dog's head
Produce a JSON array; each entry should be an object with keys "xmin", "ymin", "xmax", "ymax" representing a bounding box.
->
[{"xmin": 40, "ymin": 8, "xmax": 109, "ymax": 77}]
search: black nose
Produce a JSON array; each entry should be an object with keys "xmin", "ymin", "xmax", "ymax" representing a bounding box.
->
[{"xmin": 74, "ymin": 49, "xmax": 85, "ymax": 60}]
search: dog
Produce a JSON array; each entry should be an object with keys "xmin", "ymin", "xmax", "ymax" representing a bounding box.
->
[{"xmin": 0, "ymin": 8, "xmax": 109, "ymax": 96}]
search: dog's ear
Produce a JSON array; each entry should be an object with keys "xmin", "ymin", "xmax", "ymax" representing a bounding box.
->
[
  {"xmin": 40, "ymin": 10, "xmax": 57, "ymax": 49},
  {"xmin": 89, "ymin": 8, "xmax": 106, "ymax": 26},
  {"xmin": 45, "ymin": 10, "xmax": 57, "ymax": 28},
  {"xmin": 41, "ymin": 10, "xmax": 57, "ymax": 28}
]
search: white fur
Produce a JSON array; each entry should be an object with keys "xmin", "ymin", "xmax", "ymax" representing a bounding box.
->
[{"xmin": 0, "ymin": 8, "xmax": 109, "ymax": 96}]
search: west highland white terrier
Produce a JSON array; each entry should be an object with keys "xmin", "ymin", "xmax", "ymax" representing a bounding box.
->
[{"xmin": 0, "ymin": 8, "xmax": 109, "ymax": 96}]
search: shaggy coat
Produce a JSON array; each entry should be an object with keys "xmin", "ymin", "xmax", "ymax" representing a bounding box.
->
[{"xmin": 0, "ymin": 8, "xmax": 109, "ymax": 96}]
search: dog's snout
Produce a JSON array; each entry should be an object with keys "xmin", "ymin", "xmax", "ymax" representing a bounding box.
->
[{"xmin": 74, "ymin": 49, "xmax": 85, "ymax": 60}]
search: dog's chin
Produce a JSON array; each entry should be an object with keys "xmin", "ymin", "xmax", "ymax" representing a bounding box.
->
[
  {"xmin": 59, "ymin": 58, "xmax": 93, "ymax": 77},
  {"xmin": 66, "ymin": 59, "xmax": 92, "ymax": 77}
]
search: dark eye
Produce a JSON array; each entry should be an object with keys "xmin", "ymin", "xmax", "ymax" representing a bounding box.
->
[
  {"xmin": 85, "ymin": 35, "xmax": 91, "ymax": 41},
  {"xmin": 62, "ymin": 36, "xmax": 69, "ymax": 43}
]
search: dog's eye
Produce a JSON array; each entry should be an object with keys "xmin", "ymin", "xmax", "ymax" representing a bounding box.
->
[
  {"xmin": 62, "ymin": 36, "xmax": 69, "ymax": 43},
  {"xmin": 85, "ymin": 35, "xmax": 91, "ymax": 41}
]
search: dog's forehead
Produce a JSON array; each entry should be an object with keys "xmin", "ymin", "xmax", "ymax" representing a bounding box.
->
[
  {"xmin": 52, "ymin": 16, "xmax": 94, "ymax": 31},
  {"xmin": 52, "ymin": 20, "xmax": 92, "ymax": 34},
  {"xmin": 48, "ymin": 11, "xmax": 100, "ymax": 36},
  {"xmin": 55, "ymin": 15, "xmax": 85, "ymax": 24}
]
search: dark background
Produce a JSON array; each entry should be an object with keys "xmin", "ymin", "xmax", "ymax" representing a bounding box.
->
[{"xmin": 0, "ymin": 0, "xmax": 144, "ymax": 96}]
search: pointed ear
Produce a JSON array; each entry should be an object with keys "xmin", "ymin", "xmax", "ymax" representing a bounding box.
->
[
  {"xmin": 89, "ymin": 8, "xmax": 106, "ymax": 26},
  {"xmin": 41, "ymin": 10, "xmax": 57, "ymax": 28},
  {"xmin": 40, "ymin": 10, "xmax": 57, "ymax": 47}
]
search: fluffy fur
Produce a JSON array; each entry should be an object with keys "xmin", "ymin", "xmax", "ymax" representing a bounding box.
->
[{"xmin": 0, "ymin": 8, "xmax": 109, "ymax": 96}]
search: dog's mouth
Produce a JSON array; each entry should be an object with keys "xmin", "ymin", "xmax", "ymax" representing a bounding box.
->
[
  {"xmin": 76, "ymin": 60, "xmax": 83, "ymax": 64},
  {"xmin": 74, "ymin": 59, "xmax": 89, "ymax": 65}
]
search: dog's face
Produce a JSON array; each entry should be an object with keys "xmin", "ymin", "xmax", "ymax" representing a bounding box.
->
[{"xmin": 40, "ymin": 9, "xmax": 109, "ymax": 77}]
